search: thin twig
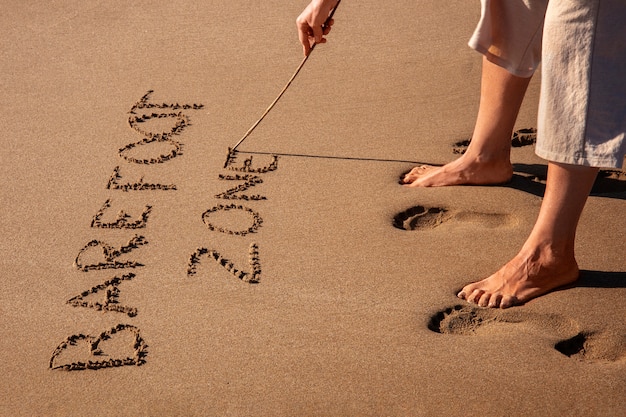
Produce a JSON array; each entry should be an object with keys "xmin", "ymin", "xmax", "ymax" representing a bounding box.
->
[{"xmin": 230, "ymin": 0, "xmax": 342, "ymax": 153}]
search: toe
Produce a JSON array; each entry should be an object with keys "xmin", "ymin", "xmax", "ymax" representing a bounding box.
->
[
  {"xmin": 457, "ymin": 283, "xmax": 476, "ymax": 300},
  {"xmin": 402, "ymin": 172, "xmax": 416, "ymax": 184},
  {"xmin": 500, "ymin": 295, "xmax": 519, "ymax": 309},
  {"xmin": 487, "ymin": 293, "xmax": 502, "ymax": 308},
  {"xmin": 402, "ymin": 166, "xmax": 430, "ymax": 184},
  {"xmin": 467, "ymin": 289, "xmax": 484, "ymax": 304},
  {"xmin": 478, "ymin": 292, "xmax": 491, "ymax": 307}
]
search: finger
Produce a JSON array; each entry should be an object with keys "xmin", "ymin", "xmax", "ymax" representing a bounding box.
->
[
  {"xmin": 297, "ymin": 32, "xmax": 309, "ymax": 55},
  {"xmin": 323, "ymin": 19, "xmax": 334, "ymax": 35},
  {"xmin": 296, "ymin": 21, "xmax": 312, "ymax": 56},
  {"xmin": 302, "ymin": 38, "xmax": 312, "ymax": 56},
  {"xmin": 311, "ymin": 24, "xmax": 324, "ymax": 45}
]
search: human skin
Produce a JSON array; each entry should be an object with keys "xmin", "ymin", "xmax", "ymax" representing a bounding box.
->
[
  {"xmin": 403, "ymin": 59, "xmax": 600, "ymax": 307},
  {"xmin": 296, "ymin": 0, "xmax": 601, "ymax": 308},
  {"xmin": 402, "ymin": 57, "xmax": 530, "ymax": 187},
  {"xmin": 458, "ymin": 162, "xmax": 599, "ymax": 308},
  {"xmin": 404, "ymin": 58, "xmax": 601, "ymax": 307},
  {"xmin": 296, "ymin": 0, "xmax": 339, "ymax": 56}
]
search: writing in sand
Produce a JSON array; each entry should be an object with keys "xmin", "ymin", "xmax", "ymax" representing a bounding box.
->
[{"xmin": 50, "ymin": 91, "xmax": 277, "ymax": 371}]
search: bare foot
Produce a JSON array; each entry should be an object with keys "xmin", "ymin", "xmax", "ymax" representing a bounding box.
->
[
  {"xmin": 457, "ymin": 245, "xmax": 580, "ymax": 308},
  {"xmin": 402, "ymin": 155, "xmax": 513, "ymax": 187}
]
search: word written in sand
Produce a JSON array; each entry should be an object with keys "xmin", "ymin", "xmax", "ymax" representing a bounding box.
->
[
  {"xmin": 51, "ymin": 91, "xmax": 203, "ymax": 371},
  {"xmin": 186, "ymin": 149, "xmax": 278, "ymax": 283}
]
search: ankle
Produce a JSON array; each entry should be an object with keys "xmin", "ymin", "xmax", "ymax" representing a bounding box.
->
[
  {"xmin": 519, "ymin": 238, "xmax": 577, "ymax": 270},
  {"xmin": 457, "ymin": 152, "xmax": 513, "ymax": 174},
  {"xmin": 463, "ymin": 144, "xmax": 511, "ymax": 165}
]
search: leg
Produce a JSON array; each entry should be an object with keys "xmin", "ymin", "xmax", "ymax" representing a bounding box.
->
[
  {"xmin": 458, "ymin": 161, "xmax": 599, "ymax": 308},
  {"xmin": 402, "ymin": 57, "xmax": 532, "ymax": 187}
]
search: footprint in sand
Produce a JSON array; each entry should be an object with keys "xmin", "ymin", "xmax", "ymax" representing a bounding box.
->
[
  {"xmin": 555, "ymin": 331, "xmax": 626, "ymax": 362},
  {"xmin": 429, "ymin": 305, "xmax": 626, "ymax": 363},
  {"xmin": 453, "ymin": 128, "xmax": 537, "ymax": 154},
  {"xmin": 393, "ymin": 205, "xmax": 513, "ymax": 231},
  {"xmin": 428, "ymin": 304, "xmax": 576, "ymax": 335}
]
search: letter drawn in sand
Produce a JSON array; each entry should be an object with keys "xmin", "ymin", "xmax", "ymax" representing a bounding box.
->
[
  {"xmin": 129, "ymin": 90, "xmax": 203, "ymax": 116},
  {"xmin": 128, "ymin": 111, "xmax": 189, "ymax": 140},
  {"xmin": 49, "ymin": 324, "xmax": 148, "ymax": 371},
  {"xmin": 74, "ymin": 235, "xmax": 148, "ymax": 272},
  {"xmin": 223, "ymin": 149, "xmax": 278, "ymax": 173},
  {"xmin": 202, "ymin": 204, "xmax": 262, "ymax": 236},
  {"xmin": 91, "ymin": 199, "xmax": 152, "ymax": 229},
  {"xmin": 187, "ymin": 243, "xmax": 261, "ymax": 283},
  {"xmin": 107, "ymin": 166, "xmax": 177, "ymax": 191},
  {"xmin": 122, "ymin": 90, "xmax": 203, "ymax": 164},
  {"xmin": 67, "ymin": 273, "xmax": 138, "ymax": 317},
  {"xmin": 118, "ymin": 133, "xmax": 184, "ymax": 165},
  {"xmin": 121, "ymin": 112, "xmax": 188, "ymax": 164},
  {"xmin": 215, "ymin": 174, "xmax": 267, "ymax": 201}
]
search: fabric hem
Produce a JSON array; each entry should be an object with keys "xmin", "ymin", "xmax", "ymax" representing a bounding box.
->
[
  {"xmin": 535, "ymin": 147, "xmax": 624, "ymax": 169},
  {"xmin": 468, "ymin": 42, "xmax": 536, "ymax": 78}
]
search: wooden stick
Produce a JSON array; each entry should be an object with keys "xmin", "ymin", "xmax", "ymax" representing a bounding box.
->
[{"xmin": 229, "ymin": 0, "xmax": 342, "ymax": 153}]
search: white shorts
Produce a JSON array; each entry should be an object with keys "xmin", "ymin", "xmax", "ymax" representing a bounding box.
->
[{"xmin": 470, "ymin": 0, "xmax": 626, "ymax": 168}]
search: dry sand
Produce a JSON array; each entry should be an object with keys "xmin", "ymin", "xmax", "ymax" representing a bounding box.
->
[{"xmin": 1, "ymin": 1, "xmax": 625, "ymax": 416}]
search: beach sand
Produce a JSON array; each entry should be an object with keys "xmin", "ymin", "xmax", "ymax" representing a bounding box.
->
[{"xmin": 1, "ymin": 1, "xmax": 624, "ymax": 416}]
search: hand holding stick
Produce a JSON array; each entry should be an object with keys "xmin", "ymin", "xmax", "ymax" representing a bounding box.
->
[{"xmin": 228, "ymin": 0, "xmax": 341, "ymax": 157}]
